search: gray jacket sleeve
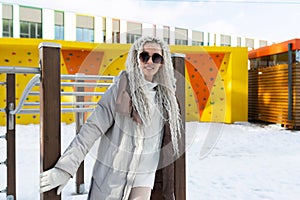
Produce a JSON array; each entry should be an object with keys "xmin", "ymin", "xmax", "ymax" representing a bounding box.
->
[{"xmin": 55, "ymin": 80, "xmax": 118, "ymax": 176}]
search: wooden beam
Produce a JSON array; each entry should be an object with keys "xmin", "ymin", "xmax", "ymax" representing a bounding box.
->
[
  {"xmin": 39, "ymin": 42, "xmax": 62, "ymax": 200},
  {"xmin": 172, "ymin": 53, "xmax": 186, "ymax": 200},
  {"xmin": 6, "ymin": 73, "xmax": 16, "ymax": 200}
]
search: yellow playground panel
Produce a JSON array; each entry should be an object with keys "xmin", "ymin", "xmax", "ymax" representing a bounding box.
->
[{"xmin": 0, "ymin": 38, "xmax": 248, "ymax": 125}]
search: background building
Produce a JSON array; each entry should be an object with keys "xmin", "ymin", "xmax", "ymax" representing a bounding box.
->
[{"xmin": 0, "ymin": 2, "xmax": 269, "ymax": 49}]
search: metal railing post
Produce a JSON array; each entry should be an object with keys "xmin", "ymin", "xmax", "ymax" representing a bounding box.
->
[
  {"xmin": 75, "ymin": 74, "xmax": 86, "ymax": 194},
  {"xmin": 39, "ymin": 42, "xmax": 62, "ymax": 200},
  {"xmin": 288, "ymin": 43, "xmax": 293, "ymax": 121}
]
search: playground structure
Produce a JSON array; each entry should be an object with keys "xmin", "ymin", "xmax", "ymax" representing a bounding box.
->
[
  {"xmin": 0, "ymin": 43, "xmax": 186, "ymax": 200},
  {"xmin": 248, "ymin": 38, "xmax": 300, "ymax": 128},
  {"xmin": 0, "ymin": 38, "xmax": 248, "ymax": 199},
  {"xmin": 0, "ymin": 38, "xmax": 248, "ymax": 126}
]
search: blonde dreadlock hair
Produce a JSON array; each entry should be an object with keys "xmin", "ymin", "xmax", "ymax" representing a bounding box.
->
[{"xmin": 126, "ymin": 36, "xmax": 182, "ymax": 156}]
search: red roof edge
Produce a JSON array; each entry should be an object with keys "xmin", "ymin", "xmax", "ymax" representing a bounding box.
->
[{"xmin": 248, "ymin": 38, "xmax": 300, "ymax": 59}]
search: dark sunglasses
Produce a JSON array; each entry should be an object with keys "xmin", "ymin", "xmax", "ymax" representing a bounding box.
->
[{"xmin": 139, "ymin": 51, "xmax": 164, "ymax": 64}]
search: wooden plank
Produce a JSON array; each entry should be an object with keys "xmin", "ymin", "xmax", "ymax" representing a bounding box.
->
[
  {"xmin": 173, "ymin": 54, "xmax": 186, "ymax": 200},
  {"xmin": 39, "ymin": 43, "xmax": 62, "ymax": 200},
  {"xmin": 6, "ymin": 74, "xmax": 16, "ymax": 200}
]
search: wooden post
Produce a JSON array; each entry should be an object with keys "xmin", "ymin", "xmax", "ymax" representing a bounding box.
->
[
  {"xmin": 6, "ymin": 73, "xmax": 16, "ymax": 200},
  {"xmin": 75, "ymin": 74, "xmax": 85, "ymax": 194},
  {"xmin": 39, "ymin": 42, "xmax": 62, "ymax": 200},
  {"xmin": 172, "ymin": 54, "xmax": 186, "ymax": 200}
]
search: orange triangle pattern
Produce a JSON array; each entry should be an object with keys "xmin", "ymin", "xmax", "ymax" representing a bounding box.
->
[
  {"xmin": 61, "ymin": 50, "xmax": 104, "ymax": 103},
  {"xmin": 61, "ymin": 50, "xmax": 104, "ymax": 75},
  {"xmin": 186, "ymin": 53, "xmax": 225, "ymax": 118}
]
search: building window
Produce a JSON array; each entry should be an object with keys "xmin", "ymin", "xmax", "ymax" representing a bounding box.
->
[
  {"xmin": 55, "ymin": 11, "xmax": 64, "ymax": 40},
  {"xmin": 259, "ymin": 40, "xmax": 268, "ymax": 47},
  {"xmin": 237, "ymin": 37, "xmax": 241, "ymax": 47},
  {"xmin": 163, "ymin": 26, "xmax": 170, "ymax": 44},
  {"xmin": 127, "ymin": 33, "xmax": 141, "ymax": 44},
  {"xmin": 207, "ymin": 33, "xmax": 210, "ymax": 46},
  {"xmin": 175, "ymin": 39, "xmax": 188, "ymax": 45},
  {"xmin": 127, "ymin": 21, "xmax": 142, "ymax": 43},
  {"xmin": 76, "ymin": 15, "xmax": 94, "ymax": 42},
  {"xmin": 19, "ymin": 6, "xmax": 42, "ymax": 38},
  {"xmin": 112, "ymin": 19, "xmax": 120, "ymax": 43},
  {"xmin": 192, "ymin": 30, "xmax": 204, "ymax": 46},
  {"xmin": 220, "ymin": 34, "xmax": 231, "ymax": 46},
  {"xmin": 153, "ymin": 25, "xmax": 156, "ymax": 37},
  {"xmin": 245, "ymin": 38, "xmax": 254, "ymax": 49},
  {"xmin": 2, "ymin": 4, "xmax": 13, "ymax": 37},
  {"xmin": 102, "ymin": 17, "xmax": 106, "ymax": 43},
  {"xmin": 175, "ymin": 28, "xmax": 188, "ymax": 45},
  {"xmin": 192, "ymin": 41, "xmax": 203, "ymax": 46},
  {"xmin": 55, "ymin": 25, "xmax": 64, "ymax": 40},
  {"xmin": 76, "ymin": 28, "xmax": 94, "ymax": 42},
  {"xmin": 3, "ymin": 19, "xmax": 13, "ymax": 37},
  {"xmin": 20, "ymin": 21, "xmax": 42, "ymax": 38}
]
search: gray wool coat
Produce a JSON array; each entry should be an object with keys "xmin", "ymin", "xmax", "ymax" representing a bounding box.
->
[{"xmin": 55, "ymin": 71, "xmax": 177, "ymax": 200}]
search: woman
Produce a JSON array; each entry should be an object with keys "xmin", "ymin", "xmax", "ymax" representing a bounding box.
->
[{"xmin": 40, "ymin": 36, "xmax": 183, "ymax": 200}]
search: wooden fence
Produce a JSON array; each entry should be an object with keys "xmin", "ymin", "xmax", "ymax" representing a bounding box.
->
[
  {"xmin": 248, "ymin": 39, "xmax": 300, "ymax": 129},
  {"xmin": 249, "ymin": 63, "xmax": 300, "ymax": 128}
]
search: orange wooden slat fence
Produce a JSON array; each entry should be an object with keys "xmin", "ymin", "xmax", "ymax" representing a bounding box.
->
[{"xmin": 248, "ymin": 39, "xmax": 300, "ymax": 129}]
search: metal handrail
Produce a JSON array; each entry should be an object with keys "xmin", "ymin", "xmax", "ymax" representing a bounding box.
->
[
  {"xmin": 33, "ymin": 81, "xmax": 113, "ymax": 87},
  {"xmin": 10, "ymin": 74, "xmax": 40, "ymax": 115},
  {"xmin": 29, "ymin": 91, "xmax": 105, "ymax": 96},
  {"xmin": 18, "ymin": 107, "xmax": 95, "ymax": 114},
  {"xmin": 0, "ymin": 66, "xmax": 40, "ymax": 74},
  {"xmin": 61, "ymin": 74, "xmax": 114, "ymax": 81},
  {"xmin": 24, "ymin": 102, "xmax": 98, "ymax": 106},
  {"xmin": 0, "ymin": 67, "xmax": 115, "ymax": 115},
  {"xmin": 62, "ymin": 108, "xmax": 96, "ymax": 113},
  {"xmin": 0, "ymin": 66, "xmax": 114, "ymax": 81},
  {"xmin": 61, "ymin": 82, "xmax": 112, "ymax": 87}
]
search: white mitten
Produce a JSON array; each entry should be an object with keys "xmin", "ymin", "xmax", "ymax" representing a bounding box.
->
[{"xmin": 40, "ymin": 167, "xmax": 71, "ymax": 195}]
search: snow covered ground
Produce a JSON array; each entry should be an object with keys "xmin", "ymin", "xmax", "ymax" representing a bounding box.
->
[{"xmin": 1, "ymin": 121, "xmax": 300, "ymax": 200}]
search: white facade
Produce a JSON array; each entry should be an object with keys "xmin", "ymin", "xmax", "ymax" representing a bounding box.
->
[
  {"xmin": 142, "ymin": 22, "xmax": 155, "ymax": 38},
  {"xmin": 169, "ymin": 26, "xmax": 176, "ymax": 45},
  {"xmin": 105, "ymin": 17, "xmax": 112, "ymax": 43},
  {"xmin": 42, "ymin": 8, "xmax": 54, "ymax": 40},
  {"xmin": 64, "ymin": 12, "xmax": 76, "ymax": 41},
  {"xmin": 155, "ymin": 24, "xmax": 164, "ymax": 41},
  {"xmin": 13, "ymin": 4, "xmax": 20, "ymax": 38},
  {"xmin": 94, "ymin": 16, "xmax": 103, "ymax": 43},
  {"xmin": 187, "ymin": 29, "xmax": 192, "ymax": 46},
  {"xmin": 120, "ymin": 19, "xmax": 127, "ymax": 44}
]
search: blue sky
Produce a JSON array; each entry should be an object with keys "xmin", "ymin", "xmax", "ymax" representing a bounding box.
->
[{"xmin": 2, "ymin": 0, "xmax": 300, "ymax": 43}]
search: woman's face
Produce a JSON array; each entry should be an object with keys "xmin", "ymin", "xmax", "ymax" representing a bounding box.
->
[{"xmin": 138, "ymin": 42, "xmax": 163, "ymax": 82}]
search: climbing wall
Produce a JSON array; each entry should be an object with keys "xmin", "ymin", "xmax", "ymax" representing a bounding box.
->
[
  {"xmin": 0, "ymin": 44, "xmax": 40, "ymax": 125},
  {"xmin": 171, "ymin": 45, "xmax": 248, "ymax": 123},
  {"xmin": 0, "ymin": 38, "xmax": 248, "ymax": 125},
  {"xmin": 0, "ymin": 39, "xmax": 131, "ymax": 125}
]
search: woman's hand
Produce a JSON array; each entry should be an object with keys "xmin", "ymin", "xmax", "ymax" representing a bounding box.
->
[{"xmin": 40, "ymin": 167, "xmax": 71, "ymax": 195}]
